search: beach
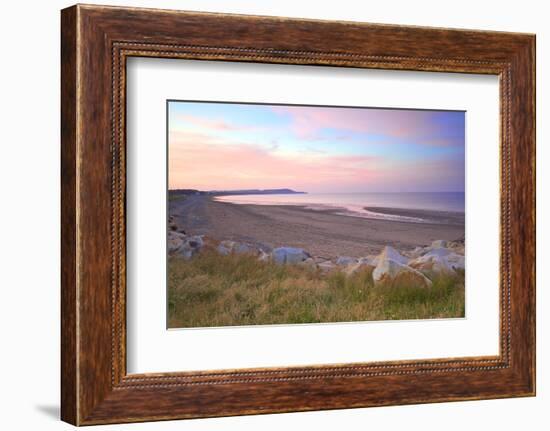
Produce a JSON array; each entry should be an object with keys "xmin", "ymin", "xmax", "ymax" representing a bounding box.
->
[{"xmin": 169, "ymin": 195, "xmax": 465, "ymax": 260}]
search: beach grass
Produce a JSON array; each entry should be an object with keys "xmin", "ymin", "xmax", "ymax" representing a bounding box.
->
[{"xmin": 167, "ymin": 251, "xmax": 465, "ymax": 328}]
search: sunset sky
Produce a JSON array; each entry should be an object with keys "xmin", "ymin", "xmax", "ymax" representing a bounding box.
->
[{"xmin": 168, "ymin": 101, "xmax": 465, "ymax": 193}]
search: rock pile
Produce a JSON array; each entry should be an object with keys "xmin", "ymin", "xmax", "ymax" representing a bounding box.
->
[{"xmin": 169, "ymin": 226, "xmax": 464, "ymax": 288}]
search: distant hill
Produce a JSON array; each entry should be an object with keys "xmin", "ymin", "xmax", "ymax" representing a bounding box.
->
[{"xmin": 169, "ymin": 188, "xmax": 306, "ymax": 196}]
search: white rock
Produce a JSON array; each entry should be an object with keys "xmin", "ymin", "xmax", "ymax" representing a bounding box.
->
[
  {"xmin": 446, "ymin": 253, "xmax": 465, "ymax": 270},
  {"xmin": 298, "ymin": 257, "xmax": 318, "ymax": 269},
  {"xmin": 409, "ymin": 254, "xmax": 452, "ymax": 273},
  {"xmin": 167, "ymin": 234, "xmax": 184, "ymax": 254},
  {"xmin": 377, "ymin": 246, "xmax": 408, "ymax": 265},
  {"xmin": 408, "ymin": 250, "xmax": 464, "ymax": 273},
  {"xmin": 431, "ymin": 239, "xmax": 448, "ymax": 249},
  {"xmin": 272, "ymin": 247, "xmax": 310, "ymax": 264},
  {"xmin": 217, "ymin": 240, "xmax": 235, "ymax": 256},
  {"xmin": 234, "ymin": 243, "xmax": 252, "ymax": 254},
  {"xmin": 170, "ymin": 231, "xmax": 187, "ymax": 239},
  {"xmin": 345, "ymin": 256, "xmax": 378, "ymax": 276},
  {"xmin": 372, "ymin": 258, "xmax": 432, "ymax": 287},
  {"xmin": 177, "ymin": 235, "xmax": 204, "ymax": 260},
  {"xmin": 409, "ymin": 246, "xmax": 427, "ymax": 258},
  {"xmin": 423, "ymin": 248, "xmax": 453, "ymax": 258},
  {"xmin": 358, "ymin": 255, "xmax": 379, "ymax": 266},
  {"xmin": 318, "ymin": 261, "xmax": 336, "ymax": 271},
  {"xmin": 217, "ymin": 240, "xmax": 255, "ymax": 256},
  {"xmin": 336, "ymin": 256, "xmax": 357, "ymax": 266}
]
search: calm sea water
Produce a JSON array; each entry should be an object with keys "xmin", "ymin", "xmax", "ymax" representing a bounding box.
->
[{"xmin": 214, "ymin": 192, "xmax": 465, "ymax": 223}]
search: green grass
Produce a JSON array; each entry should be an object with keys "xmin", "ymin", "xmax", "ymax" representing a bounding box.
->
[{"xmin": 167, "ymin": 250, "xmax": 465, "ymax": 328}]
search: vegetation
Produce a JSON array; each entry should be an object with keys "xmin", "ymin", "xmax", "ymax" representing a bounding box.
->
[{"xmin": 167, "ymin": 251, "xmax": 465, "ymax": 328}]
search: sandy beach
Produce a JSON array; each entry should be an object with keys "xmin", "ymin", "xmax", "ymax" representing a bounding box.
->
[{"xmin": 169, "ymin": 195, "xmax": 465, "ymax": 260}]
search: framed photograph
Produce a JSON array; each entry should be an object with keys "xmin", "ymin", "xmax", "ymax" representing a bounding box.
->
[{"xmin": 61, "ymin": 4, "xmax": 536, "ymax": 425}]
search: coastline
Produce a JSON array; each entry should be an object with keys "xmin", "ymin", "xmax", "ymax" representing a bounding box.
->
[{"xmin": 169, "ymin": 195, "xmax": 465, "ymax": 259}]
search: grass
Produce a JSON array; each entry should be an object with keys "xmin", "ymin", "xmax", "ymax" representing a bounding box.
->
[{"xmin": 167, "ymin": 250, "xmax": 465, "ymax": 328}]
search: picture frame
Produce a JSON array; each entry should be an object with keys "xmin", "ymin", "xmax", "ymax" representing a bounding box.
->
[{"xmin": 60, "ymin": 4, "xmax": 535, "ymax": 425}]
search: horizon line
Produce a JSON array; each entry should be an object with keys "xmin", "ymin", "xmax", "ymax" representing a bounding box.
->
[{"xmin": 168, "ymin": 188, "xmax": 465, "ymax": 193}]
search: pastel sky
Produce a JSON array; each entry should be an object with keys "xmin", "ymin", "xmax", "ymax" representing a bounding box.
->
[{"xmin": 168, "ymin": 101, "xmax": 465, "ymax": 193}]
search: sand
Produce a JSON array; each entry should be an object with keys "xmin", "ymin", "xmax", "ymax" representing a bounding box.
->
[{"xmin": 169, "ymin": 195, "xmax": 465, "ymax": 260}]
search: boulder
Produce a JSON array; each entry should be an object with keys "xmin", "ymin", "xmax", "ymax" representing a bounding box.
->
[
  {"xmin": 177, "ymin": 235, "xmax": 204, "ymax": 260},
  {"xmin": 446, "ymin": 253, "xmax": 465, "ymax": 270},
  {"xmin": 409, "ymin": 254, "xmax": 452, "ymax": 273},
  {"xmin": 431, "ymin": 239, "xmax": 448, "ymax": 249},
  {"xmin": 423, "ymin": 248, "xmax": 453, "ymax": 258},
  {"xmin": 336, "ymin": 256, "xmax": 357, "ymax": 266},
  {"xmin": 298, "ymin": 257, "xmax": 318, "ymax": 269},
  {"xmin": 217, "ymin": 240, "xmax": 236, "ymax": 256},
  {"xmin": 168, "ymin": 236, "xmax": 183, "ymax": 254},
  {"xmin": 372, "ymin": 258, "xmax": 432, "ymax": 287},
  {"xmin": 345, "ymin": 255, "xmax": 378, "ymax": 276},
  {"xmin": 448, "ymin": 241, "xmax": 465, "ymax": 255},
  {"xmin": 409, "ymin": 246, "xmax": 427, "ymax": 258},
  {"xmin": 167, "ymin": 230, "xmax": 187, "ymax": 254},
  {"xmin": 358, "ymin": 255, "xmax": 378, "ymax": 266},
  {"xmin": 318, "ymin": 261, "xmax": 336, "ymax": 271},
  {"xmin": 377, "ymin": 246, "xmax": 408, "ymax": 265},
  {"xmin": 217, "ymin": 240, "xmax": 255, "ymax": 256},
  {"xmin": 272, "ymin": 247, "xmax": 310, "ymax": 265},
  {"xmin": 234, "ymin": 243, "xmax": 252, "ymax": 254},
  {"xmin": 408, "ymin": 250, "xmax": 464, "ymax": 273}
]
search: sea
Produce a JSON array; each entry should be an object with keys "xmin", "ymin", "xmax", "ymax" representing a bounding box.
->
[{"xmin": 214, "ymin": 192, "xmax": 465, "ymax": 223}]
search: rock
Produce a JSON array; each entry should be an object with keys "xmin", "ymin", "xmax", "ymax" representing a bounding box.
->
[
  {"xmin": 408, "ymin": 249, "xmax": 464, "ymax": 273},
  {"xmin": 167, "ymin": 231, "xmax": 188, "ymax": 254},
  {"xmin": 377, "ymin": 246, "xmax": 408, "ymax": 265},
  {"xmin": 217, "ymin": 240, "xmax": 255, "ymax": 256},
  {"xmin": 423, "ymin": 248, "xmax": 453, "ymax": 258},
  {"xmin": 272, "ymin": 247, "xmax": 310, "ymax": 264},
  {"xmin": 336, "ymin": 256, "xmax": 357, "ymax": 266},
  {"xmin": 168, "ymin": 235, "xmax": 183, "ymax": 254},
  {"xmin": 448, "ymin": 241, "xmax": 465, "ymax": 255},
  {"xmin": 446, "ymin": 253, "xmax": 465, "ymax": 270},
  {"xmin": 217, "ymin": 240, "xmax": 234, "ymax": 256},
  {"xmin": 345, "ymin": 255, "xmax": 378, "ymax": 276},
  {"xmin": 431, "ymin": 239, "xmax": 448, "ymax": 249},
  {"xmin": 358, "ymin": 255, "xmax": 378, "ymax": 266},
  {"xmin": 177, "ymin": 235, "xmax": 204, "ymax": 260},
  {"xmin": 318, "ymin": 261, "xmax": 336, "ymax": 271},
  {"xmin": 409, "ymin": 246, "xmax": 427, "ymax": 258},
  {"xmin": 373, "ymin": 258, "xmax": 432, "ymax": 287},
  {"xmin": 298, "ymin": 257, "xmax": 318, "ymax": 269},
  {"xmin": 169, "ymin": 230, "xmax": 187, "ymax": 239},
  {"xmin": 409, "ymin": 254, "xmax": 452, "ymax": 273},
  {"xmin": 234, "ymin": 243, "xmax": 252, "ymax": 254}
]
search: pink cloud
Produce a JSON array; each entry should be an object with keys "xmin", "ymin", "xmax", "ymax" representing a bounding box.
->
[
  {"xmin": 168, "ymin": 131, "xmax": 381, "ymax": 192},
  {"xmin": 177, "ymin": 114, "xmax": 239, "ymax": 131},
  {"xmin": 177, "ymin": 114, "xmax": 267, "ymax": 134},
  {"xmin": 271, "ymin": 106, "xmax": 460, "ymax": 145}
]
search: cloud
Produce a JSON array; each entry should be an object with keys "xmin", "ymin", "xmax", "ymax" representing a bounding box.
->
[
  {"xmin": 271, "ymin": 106, "xmax": 464, "ymax": 147},
  {"xmin": 168, "ymin": 130, "xmax": 380, "ymax": 191},
  {"xmin": 176, "ymin": 114, "xmax": 257, "ymax": 132}
]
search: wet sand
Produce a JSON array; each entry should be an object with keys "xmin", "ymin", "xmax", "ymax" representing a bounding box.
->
[{"xmin": 170, "ymin": 195, "xmax": 465, "ymax": 260}]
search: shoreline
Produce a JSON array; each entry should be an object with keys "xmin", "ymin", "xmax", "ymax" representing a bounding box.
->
[
  {"xmin": 169, "ymin": 195, "xmax": 465, "ymax": 260},
  {"xmin": 212, "ymin": 196, "xmax": 464, "ymax": 224}
]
